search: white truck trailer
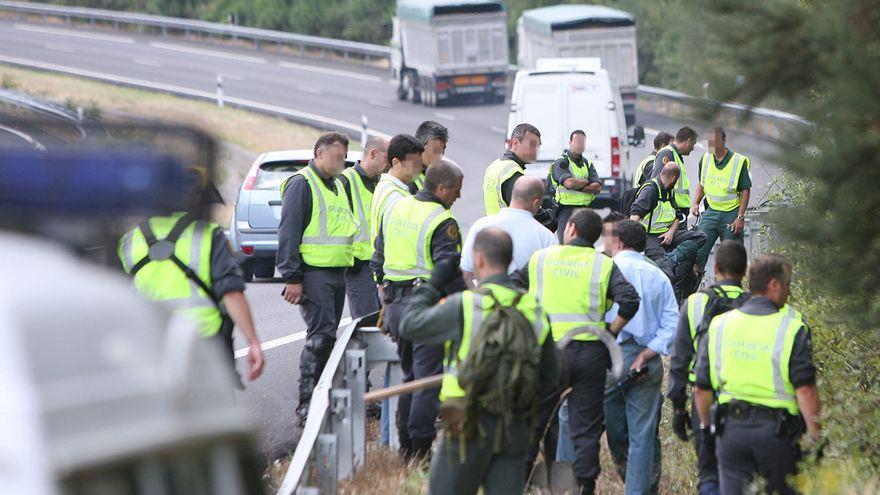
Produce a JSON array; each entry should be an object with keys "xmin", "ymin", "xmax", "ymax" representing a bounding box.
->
[
  {"xmin": 517, "ymin": 4, "xmax": 639, "ymax": 125},
  {"xmin": 391, "ymin": 0, "xmax": 510, "ymax": 106}
]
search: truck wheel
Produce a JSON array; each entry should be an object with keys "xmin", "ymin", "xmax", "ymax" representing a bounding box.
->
[
  {"xmin": 396, "ymin": 77, "xmax": 407, "ymax": 101},
  {"xmin": 405, "ymin": 73, "xmax": 421, "ymax": 103}
]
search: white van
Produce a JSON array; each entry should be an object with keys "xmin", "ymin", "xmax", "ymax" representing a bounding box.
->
[{"xmin": 507, "ymin": 57, "xmax": 645, "ymax": 209}]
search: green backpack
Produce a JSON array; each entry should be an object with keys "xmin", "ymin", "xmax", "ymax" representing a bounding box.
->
[{"xmin": 456, "ymin": 287, "xmax": 543, "ymax": 448}]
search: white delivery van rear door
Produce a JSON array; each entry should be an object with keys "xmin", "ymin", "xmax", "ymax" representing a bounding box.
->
[{"xmin": 563, "ymin": 72, "xmax": 613, "ymax": 176}]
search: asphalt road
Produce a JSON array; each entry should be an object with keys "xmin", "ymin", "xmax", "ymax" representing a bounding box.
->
[{"xmin": 0, "ymin": 19, "xmax": 786, "ymax": 457}]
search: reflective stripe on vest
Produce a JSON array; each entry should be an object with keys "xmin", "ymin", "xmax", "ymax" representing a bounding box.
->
[
  {"xmin": 382, "ymin": 196, "xmax": 458, "ymax": 281},
  {"xmin": 700, "ymin": 152, "xmax": 749, "ymax": 212},
  {"xmin": 659, "ymin": 144, "xmax": 691, "ymax": 208},
  {"xmin": 634, "ymin": 154, "xmax": 655, "ymax": 187},
  {"xmin": 551, "ymin": 154, "xmax": 596, "ymax": 206},
  {"xmin": 342, "ymin": 167, "xmax": 374, "ymax": 261},
  {"xmin": 297, "ymin": 167, "xmax": 356, "ymax": 267},
  {"xmin": 685, "ymin": 285, "xmax": 745, "ymax": 382},
  {"xmin": 528, "ymin": 245, "xmax": 613, "ymax": 343},
  {"xmin": 118, "ymin": 213, "xmax": 222, "ymax": 337},
  {"xmin": 639, "ymin": 178, "xmax": 677, "ymax": 234},
  {"xmin": 708, "ymin": 306, "xmax": 802, "ymax": 415},
  {"xmin": 413, "ymin": 172, "xmax": 425, "ymax": 191},
  {"xmin": 440, "ymin": 284, "xmax": 548, "ymax": 402},
  {"xmin": 370, "ymin": 174, "xmax": 410, "ymax": 246},
  {"xmin": 483, "ymin": 158, "xmax": 523, "ymax": 215}
]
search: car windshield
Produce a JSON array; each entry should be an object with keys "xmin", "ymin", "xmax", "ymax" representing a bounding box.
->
[{"xmin": 255, "ymin": 160, "xmax": 308, "ymax": 190}]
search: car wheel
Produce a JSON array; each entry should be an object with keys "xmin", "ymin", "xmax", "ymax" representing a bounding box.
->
[
  {"xmin": 254, "ymin": 261, "xmax": 275, "ymax": 279},
  {"xmin": 240, "ymin": 260, "xmax": 254, "ymax": 283}
]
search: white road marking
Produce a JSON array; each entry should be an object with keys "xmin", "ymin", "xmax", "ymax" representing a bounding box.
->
[
  {"xmin": 297, "ymin": 85, "xmax": 322, "ymax": 95},
  {"xmin": 489, "ymin": 125, "xmax": 506, "ymax": 134},
  {"xmin": 644, "ymin": 127, "xmax": 661, "ymax": 136},
  {"xmin": 434, "ymin": 111, "xmax": 456, "ymax": 121},
  {"xmin": 149, "ymin": 41, "xmax": 266, "ymax": 64},
  {"xmin": 233, "ymin": 316, "xmax": 353, "ymax": 359},
  {"xmin": 221, "ymin": 72, "xmax": 245, "ymax": 81},
  {"xmin": 44, "ymin": 42, "xmax": 73, "ymax": 53},
  {"xmin": 132, "ymin": 57, "xmax": 162, "ymax": 67},
  {"xmin": 15, "ymin": 23, "xmax": 134, "ymax": 44},
  {"xmin": 279, "ymin": 60, "xmax": 385, "ymax": 83},
  {"xmin": 369, "ymin": 99, "xmax": 393, "ymax": 109},
  {"xmin": 0, "ymin": 55, "xmax": 392, "ymax": 139}
]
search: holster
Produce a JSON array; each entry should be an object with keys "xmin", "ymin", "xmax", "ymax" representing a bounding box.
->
[{"xmin": 710, "ymin": 402, "xmax": 727, "ymax": 436}]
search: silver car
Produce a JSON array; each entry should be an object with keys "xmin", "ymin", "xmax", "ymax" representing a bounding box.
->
[{"xmin": 229, "ymin": 149, "xmax": 363, "ymax": 281}]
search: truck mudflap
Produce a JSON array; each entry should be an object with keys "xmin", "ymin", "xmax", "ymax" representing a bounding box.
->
[{"xmin": 436, "ymin": 72, "xmax": 506, "ymax": 101}]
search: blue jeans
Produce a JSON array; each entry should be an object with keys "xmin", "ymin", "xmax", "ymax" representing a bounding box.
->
[
  {"xmin": 603, "ymin": 341, "xmax": 664, "ymax": 495},
  {"xmin": 556, "ymin": 400, "xmax": 575, "ymax": 461}
]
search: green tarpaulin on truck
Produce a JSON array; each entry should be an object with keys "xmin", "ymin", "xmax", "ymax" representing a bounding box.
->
[
  {"xmin": 521, "ymin": 4, "xmax": 634, "ymax": 37},
  {"xmin": 397, "ymin": 0, "xmax": 506, "ymax": 24}
]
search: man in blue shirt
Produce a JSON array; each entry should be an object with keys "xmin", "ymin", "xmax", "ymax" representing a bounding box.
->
[{"xmin": 602, "ymin": 219, "xmax": 679, "ymax": 495}]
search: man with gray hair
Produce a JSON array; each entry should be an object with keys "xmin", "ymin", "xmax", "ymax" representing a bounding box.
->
[
  {"xmin": 461, "ymin": 176, "xmax": 557, "ymax": 289},
  {"xmin": 339, "ymin": 135, "xmax": 389, "ymax": 318},
  {"xmin": 372, "ymin": 159, "xmax": 466, "ymax": 459}
]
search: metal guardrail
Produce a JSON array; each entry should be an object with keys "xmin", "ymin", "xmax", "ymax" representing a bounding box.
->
[
  {"xmin": 0, "ymin": 0, "xmax": 391, "ymax": 64},
  {"xmin": 0, "ymin": 88, "xmax": 87, "ymax": 140},
  {"xmin": 277, "ymin": 313, "xmax": 402, "ymax": 494},
  {"xmin": 636, "ymin": 84, "xmax": 809, "ymax": 140}
]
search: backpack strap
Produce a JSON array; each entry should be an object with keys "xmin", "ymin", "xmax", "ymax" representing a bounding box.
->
[{"xmin": 129, "ymin": 213, "xmax": 222, "ymax": 309}]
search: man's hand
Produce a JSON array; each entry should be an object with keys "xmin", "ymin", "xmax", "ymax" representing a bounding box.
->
[
  {"xmin": 673, "ymin": 408, "xmax": 692, "ymax": 441},
  {"xmin": 730, "ymin": 217, "xmax": 745, "ymax": 235},
  {"xmin": 246, "ymin": 343, "xmax": 265, "ymax": 381},
  {"xmin": 283, "ymin": 283, "xmax": 303, "ymax": 304},
  {"xmin": 659, "ymin": 230, "xmax": 675, "ymax": 246},
  {"xmin": 690, "ymin": 204, "xmax": 701, "ymax": 217},
  {"xmin": 429, "ymin": 254, "xmax": 461, "ymax": 290},
  {"xmin": 377, "ymin": 284, "xmax": 386, "ymax": 304},
  {"xmin": 630, "ymin": 348, "xmax": 658, "ymax": 373}
]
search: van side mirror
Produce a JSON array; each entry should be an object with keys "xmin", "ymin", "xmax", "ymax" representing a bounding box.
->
[{"xmin": 628, "ymin": 125, "xmax": 646, "ymax": 147}]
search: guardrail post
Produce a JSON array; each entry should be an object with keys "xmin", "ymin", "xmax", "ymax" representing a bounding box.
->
[
  {"xmin": 330, "ymin": 389, "xmax": 353, "ymax": 481},
  {"xmin": 316, "ymin": 434, "xmax": 337, "ymax": 495},
  {"xmin": 345, "ymin": 349, "xmax": 367, "ymax": 469},
  {"xmin": 387, "ymin": 362, "xmax": 403, "ymax": 451}
]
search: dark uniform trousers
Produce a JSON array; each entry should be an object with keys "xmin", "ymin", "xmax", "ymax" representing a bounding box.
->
[
  {"xmin": 298, "ymin": 268, "xmax": 347, "ymax": 404},
  {"xmin": 384, "ymin": 283, "xmax": 444, "ymax": 447},
  {"xmin": 716, "ymin": 408, "xmax": 802, "ymax": 495},
  {"xmin": 691, "ymin": 394, "xmax": 720, "ymax": 492},
  {"xmin": 429, "ymin": 414, "xmax": 531, "ymax": 495},
  {"xmin": 645, "ymin": 229, "xmax": 707, "ymax": 302},
  {"xmin": 527, "ymin": 342, "xmax": 609, "ymax": 488},
  {"xmin": 344, "ymin": 262, "xmax": 380, "ymax": 319}
]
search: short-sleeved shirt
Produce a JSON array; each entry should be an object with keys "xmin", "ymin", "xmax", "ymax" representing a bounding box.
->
[
  {"xmin": 694, "ymin": 296, "xmax": 816, "ymax": 390},
  {"xmin": 698, "ymin": 148, "xmax": 752, "ymax": 193},
  {"xmin": 460, "ymin": 208, "xmax": 557, "ymax": 274}
]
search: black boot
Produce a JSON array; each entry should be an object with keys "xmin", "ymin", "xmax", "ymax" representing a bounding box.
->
[
  {"xmin": 577, "ymin": 478, "xmax": 596, "ymax": 495},
  {"xmin": 409, "ymin": 436, "xmax": 434, "ymax": 462}
]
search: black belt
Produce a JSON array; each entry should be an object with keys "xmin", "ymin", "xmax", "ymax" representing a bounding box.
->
[{"xmin": 725, "ymin": 400, "xmax": 787, "ymax": 421}]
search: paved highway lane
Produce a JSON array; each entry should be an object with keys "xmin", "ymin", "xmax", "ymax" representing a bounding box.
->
[{"xmin": 0, "ymin": 19, "xmax": 788, "ymax": 457}]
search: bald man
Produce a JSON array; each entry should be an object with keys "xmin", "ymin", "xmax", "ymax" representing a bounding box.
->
[{"xmin": 461, "ymin": 175, "xmax": 557, "ymax": 289}]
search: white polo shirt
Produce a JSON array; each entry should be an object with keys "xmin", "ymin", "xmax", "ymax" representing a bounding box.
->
[{"xmin": 460, "ymin": 207, "xmax": 558, "ymax": 273}]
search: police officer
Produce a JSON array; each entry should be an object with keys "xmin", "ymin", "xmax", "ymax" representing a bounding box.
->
[
  {"xmin": 118, "ymin": 180, "xmax": 265, "ymax": 384},
  {"xmin": 339, "ymin": 135, "xmax": 389, "ymax": 319},
  {"xmin": 371, "ymin": 135, "xmax": 423, "ymax": 248},
  {"xmin": 483, "ymin": 123, "xmax": 541, "ymax": 216},
  {"xmin": 277, "ymin": 132, "xmax": 358, "ymax": 423},
  {"xmin": 667, "ymin": 240, "xmax": 748, "ymax": 495},
  {"xmin": 400, "ymin": 227, "xmax": 560, "ymax": 495},
  {"xmin": 633, "ymin": 131, "xmax": 674, "ymax": 188},
  {"xmin": 651, "ymin": 127, "xmax": 698, "ymax": 216},
  {"xmin": 549, "ymin": 130, "xmax": 602, "ymax": 242},
  {"xmin": 513, "ymin": 208, "xmax": 640, "ymax": 495},
  {"xmin": 691, "ymin": 127, "xmax": 752, "ymax": 277},
  {"xmin": 630, "ymin": 163, "xmax": 706, "ymax": 302},
  {"xmin": 412, "ymin": 120, "xmax": 449, "ymax": 193},
  {"xmin": 371, "ymin": 160, "xmax": 466, "ymax": 459},
  {"xmin": 694, "ymin": 254, "xmax": 822, "ymax": 495}
]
